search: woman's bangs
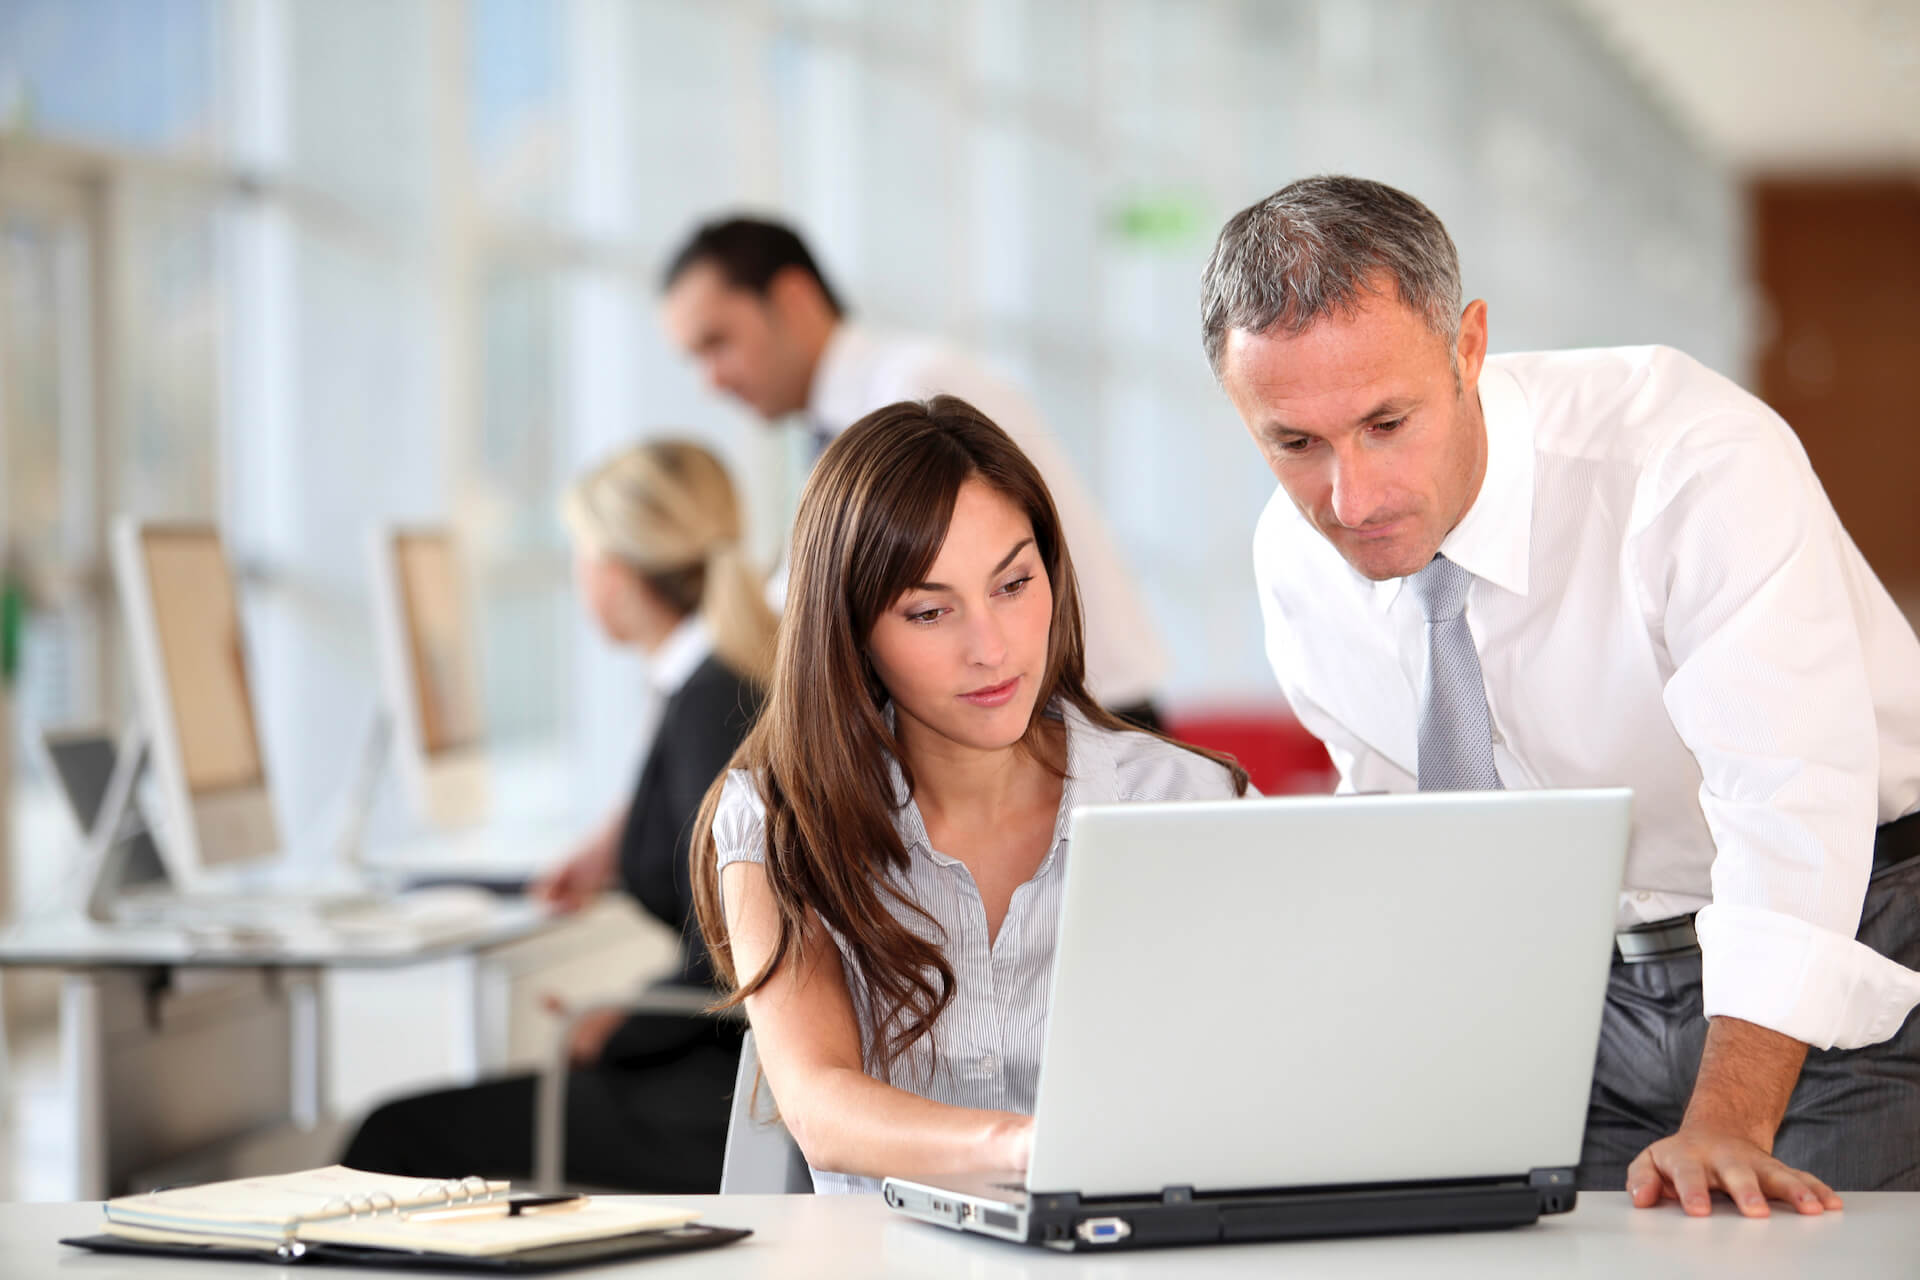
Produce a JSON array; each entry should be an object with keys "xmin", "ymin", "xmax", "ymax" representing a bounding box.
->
[{"xmin": 847, "ymin": 455, "xmax": 972, "ymax": 630}]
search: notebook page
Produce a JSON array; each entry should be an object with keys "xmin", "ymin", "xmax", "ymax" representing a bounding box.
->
[
  {"xmin": 104, "ymin": 1166, "xmax": 511, "ymax": 1238},
  {"xmin": 101, "ymin": 1222, "xmax": 287, "ymax": 1252},
  {"xmin": 298, "ymin": 1201, "xmax": 702, "ymax": 1256}
]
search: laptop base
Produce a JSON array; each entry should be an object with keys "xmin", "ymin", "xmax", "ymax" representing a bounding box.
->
[{"xmin": 885, "ymin": 1168, "xmax": 1576, "ymax": 1252}]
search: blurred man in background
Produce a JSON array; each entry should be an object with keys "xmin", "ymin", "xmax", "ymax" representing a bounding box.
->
[{"xmin": 659, "ymin": 216, "xmax": 1169, "ymax": 729}]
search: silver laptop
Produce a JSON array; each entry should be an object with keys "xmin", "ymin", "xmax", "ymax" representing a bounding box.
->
[{"xmin": 884, "ymin": 788, "xmax": 1631, "ymax": 1251}]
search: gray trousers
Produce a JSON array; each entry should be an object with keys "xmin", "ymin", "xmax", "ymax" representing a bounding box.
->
[{"xmin": 1577, "ymin": 855, "xmax": 1920, "ymax": 1191}]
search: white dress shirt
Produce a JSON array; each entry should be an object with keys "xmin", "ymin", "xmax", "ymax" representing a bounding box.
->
[
  {"xmin": 646, "ymin": 614, "xmax": 714, "ymax": 699},
  {"xmin": 1253, "ymin": 345, "xmax": 1920, "ymax": 1052},
  {"xmin": 804, "ymin": 323, "xmax": 1169, "ymax": 708},
  {"xmin": 711, "ymin": 700, "xmax": 1245, "ymax": 1192}
]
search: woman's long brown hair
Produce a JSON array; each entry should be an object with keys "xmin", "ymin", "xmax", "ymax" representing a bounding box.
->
[{"xmin": 691, "ymin": 396, "xmax": 1246, "ymax": 1077}]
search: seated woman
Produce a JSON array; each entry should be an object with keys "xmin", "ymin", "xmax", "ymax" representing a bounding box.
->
[
  {"xmin": 694, "ymin": 396, "xmax": 1251, "ymax": 1192},
  {"xmin": 343, "ymin": 438, "xmax": 776, "ymax": 1190}
]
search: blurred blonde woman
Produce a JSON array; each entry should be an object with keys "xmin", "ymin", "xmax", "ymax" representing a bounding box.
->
[{"xmin": 345, "ymin": 438, "xmax": 775, "ymax": 1191}]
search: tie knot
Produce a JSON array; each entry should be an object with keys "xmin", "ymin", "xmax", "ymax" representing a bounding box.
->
[{"xmin": 1411, "ymin": 554, "xmax": 1472, "ymax": 622}]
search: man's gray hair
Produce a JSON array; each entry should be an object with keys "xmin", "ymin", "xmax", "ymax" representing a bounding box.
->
[{"xmin": 1200, "ymin": 175, "xmax": 1462, "ymax": 377}]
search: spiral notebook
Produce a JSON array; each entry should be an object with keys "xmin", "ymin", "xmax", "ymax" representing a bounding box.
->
[{"xmin": 61, "ymin": 1165, "xmax": 749, "ymax": 1272}]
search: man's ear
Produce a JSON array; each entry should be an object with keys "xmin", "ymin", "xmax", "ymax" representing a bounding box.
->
[
  {"xmin": 1455, "ymin": 298, "xmax": 1489, "ymax": 391},
  {"xmin": 766, "ymin": 265, "xmax": 821, "ymax": 322}
]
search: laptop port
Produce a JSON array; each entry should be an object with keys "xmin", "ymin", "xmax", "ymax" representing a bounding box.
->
[{"xmin": 1074, "ymin": 1217, "xmax": 1132, "ymax": 1245}]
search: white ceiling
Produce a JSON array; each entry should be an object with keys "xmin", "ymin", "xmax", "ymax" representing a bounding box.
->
[{"xmin": 1567, "ymin": 0, "xmax": 1920, "ymax": 173}]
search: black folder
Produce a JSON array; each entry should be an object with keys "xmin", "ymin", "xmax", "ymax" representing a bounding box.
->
[{"xmin": 61, "ymin": 1223, "xmax": 750, "ymax": 1272}]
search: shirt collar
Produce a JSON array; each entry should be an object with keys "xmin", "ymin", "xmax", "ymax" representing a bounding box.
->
[
  {"xmin": 1051, "ymin": 700, "xmax": 1120, "ymax": 847},
  {"xmin": 804, "ymin": 321, "xmax": 876, "ymax": 437},
  {"xmin": 884, "ymin": 698, "xmax": 1119, "ymax": 865},
  {"xmin": 647, "ymin": 614, "xmax": 714, "ymax": 697},
  {"xmin": 1374, "ymin": 360, "xmax": 1534, "ymax": 608}
]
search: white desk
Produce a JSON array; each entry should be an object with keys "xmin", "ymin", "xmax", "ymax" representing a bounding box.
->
[
  {"xmin": 0, "ymin": 901, "xmax": 673, "ymax": 1201},
  {"xmin": 10, "ymin": 1192, "xmax": 1920, "ymax": 1277},
  {"xmin": 0, "ymin": 901, "xmax": 552, "ymax": 969},
  {"xmin": 0, "ymin": 906, "xmax": 547, "ymax": 1201},
  {"xmin": 331, "ymin": 821, "xmax": 680, "ymax": 1109}
]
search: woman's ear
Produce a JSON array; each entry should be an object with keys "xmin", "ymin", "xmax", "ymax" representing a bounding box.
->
[
  {"xmin": 587, "ymin": 558, "xmax": 661, "ymax": 647},
  {"xmin": 623, "ymin": 570, "xmax": 689, "ymax": 648}
]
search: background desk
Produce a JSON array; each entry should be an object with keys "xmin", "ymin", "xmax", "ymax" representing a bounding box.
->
[
  {"xmin": 9, "ymin": 1192, "xmax": 1920, "ymax": 1277},
  {"xmin": 0, "ymin": 898, "xmax": 672, "ymax": 1199}
]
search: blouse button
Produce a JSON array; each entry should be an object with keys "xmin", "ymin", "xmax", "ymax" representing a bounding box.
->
[{"xmin": 979, "ymin": 1053, "xmax": 998, "ymax": 1078}]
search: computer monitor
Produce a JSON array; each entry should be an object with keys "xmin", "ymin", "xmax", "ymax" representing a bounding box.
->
[
  {"xmin": 367, "ymin": 527, "xmax": 489, "ymax": 827},
  {"xmin": 110, "ymin": 519, "xmax": 281, "ymax": 883}
]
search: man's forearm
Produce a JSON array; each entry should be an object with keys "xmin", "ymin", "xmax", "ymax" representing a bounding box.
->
[{"xmin": 1683, "ymin": 1016, "xmax": 1809, "ymax": 1147}]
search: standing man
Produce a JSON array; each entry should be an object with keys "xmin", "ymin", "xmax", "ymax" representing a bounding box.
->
[
  {"xmin": 1204, "ymin": 176, "xmax": 1920, "ymax": 1214},
  {"xmin": 659, "ymin": 216, "xmax": 1169, "ymax": 727}
]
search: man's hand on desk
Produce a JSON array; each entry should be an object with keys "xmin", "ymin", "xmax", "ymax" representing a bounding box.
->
[
  {"xmin": 1627, "ymin": 1125, "xmax": 1842, "ymax": 1218},
  {"xmin": 1626, "ymin": 1015, "xmax": 1844, "ymax": 1218}
]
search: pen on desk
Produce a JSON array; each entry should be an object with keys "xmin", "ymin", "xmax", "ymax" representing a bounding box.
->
[{"xmin": 406, "ymin": 1194, "xmax": 590, "ymax": 1223}]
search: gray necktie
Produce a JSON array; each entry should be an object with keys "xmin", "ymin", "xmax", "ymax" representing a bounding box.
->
[{"xmin": 1411, "ymin": 554, "xmax": 1504, "ymax": 791}]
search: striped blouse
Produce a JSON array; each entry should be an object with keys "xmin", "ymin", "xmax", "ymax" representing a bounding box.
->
[{"xmin": 710, "ymin": 700, "xmax": 1246, "ymax": 1193}]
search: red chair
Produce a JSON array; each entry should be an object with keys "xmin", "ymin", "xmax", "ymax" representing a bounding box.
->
[{"xmin": 1162, "ymin": 706, "xmax": 1337, "ymax": 796}]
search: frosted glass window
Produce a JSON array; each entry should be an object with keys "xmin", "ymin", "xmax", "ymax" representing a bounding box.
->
[
  {"xmin": 472, "ymin": 0, "xmax": 565, "ymax": 223},
  {"xmin": 0, "ymin": 0, "xmax": 218, "ymax": 152}
]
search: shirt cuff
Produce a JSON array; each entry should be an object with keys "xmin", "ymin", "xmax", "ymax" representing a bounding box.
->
[{"xmin": 1695, "ymin": 902, "xmax": 1920, "ymax": 1050}]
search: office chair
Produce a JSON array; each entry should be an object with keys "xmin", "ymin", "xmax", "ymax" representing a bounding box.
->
[
  {"xmin": 532, "ymin": 986, "xmax": 725, "ymax": 1192},
  {"xmin": 718, "ymin": 1029, "xmax": 813, "ymax": 1193},
  {"xmin": 533, "ymin": 1002, "xmax": 812, "ymax": 1193}
]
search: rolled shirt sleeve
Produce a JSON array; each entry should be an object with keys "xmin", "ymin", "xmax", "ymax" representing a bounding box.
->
[
  {"xmin": 1636, "ymin": 411, "xmax": 1920, "ymax": 1049},
  {"xmin": 710, "ymin": 769, "xmax": 771, "ymax": 921}
]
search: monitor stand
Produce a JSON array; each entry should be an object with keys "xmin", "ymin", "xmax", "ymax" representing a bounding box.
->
[
  {"xmin": 79, "ymin": 713, "xmax": 393, "ymax": 922},
  {"xmin": 327, "ymin": 708, "xmax": 392, "ymax": 877},
  {"xmin": 80, "ymin": 724, "xmax": 167, "ymax": 923}
]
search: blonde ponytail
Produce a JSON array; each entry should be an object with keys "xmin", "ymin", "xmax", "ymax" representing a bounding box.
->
[
  {"xmin": 562, "ymin": 439, "xmax": 775, "ymax": 683},
  {"xmin": 701, "ymin": 541, "xmax": 778, "ymax": 685}
]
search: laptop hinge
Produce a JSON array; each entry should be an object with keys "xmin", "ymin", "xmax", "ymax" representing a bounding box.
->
[
  {"xmin": 1160, "ymin": 1185, "xmax": 1195, "ymax": 1205},
  {"xmin": 1528, "ymin": 1167, "xmax": 1577, "ymax": 1215}
]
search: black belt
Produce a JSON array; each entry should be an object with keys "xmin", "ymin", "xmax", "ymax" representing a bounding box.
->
[
  {"xmin": 1876, "ymin": 807, "xmax": 1920, "ymax": 877},
  {"xmin": 1614, "ymin": 916, "xmax": 1702, "ymax": 964},
  {"xmin": 1613, "ymin": 810, "xmax": 1920, "ymax": 965}
]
